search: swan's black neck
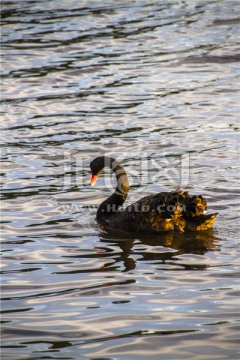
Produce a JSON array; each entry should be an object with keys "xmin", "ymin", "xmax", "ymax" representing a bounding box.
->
[{"xmin": 92, "ymin": 157, "xmax": 129, "ymax": 221}]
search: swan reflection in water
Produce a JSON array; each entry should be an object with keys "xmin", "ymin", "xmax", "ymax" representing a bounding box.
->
[{"xmin": 98, "ymin": 228, "xmax": 219, "ymax": 272}]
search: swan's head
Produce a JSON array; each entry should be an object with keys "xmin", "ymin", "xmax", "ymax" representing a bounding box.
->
[
  {"xmin": 90, "ymin": 156, "xmax": 128, "ymax": 193},
  {"xmin": 90, "ymin": 157, "xmax": 106, "ymax": 186},
  {"xmin": 186, "ymin": 195, "xmax": 207, "ymax": 217}
]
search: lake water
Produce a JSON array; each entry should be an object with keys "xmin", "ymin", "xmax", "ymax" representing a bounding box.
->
[{"xmin": 1, "ymin": 1, "xmax": 240, "ymax": 359}]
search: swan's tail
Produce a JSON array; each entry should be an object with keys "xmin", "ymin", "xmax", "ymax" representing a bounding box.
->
[{"xmin": 186, "ymin": 213, "xmax": 218, "ymax": 231}]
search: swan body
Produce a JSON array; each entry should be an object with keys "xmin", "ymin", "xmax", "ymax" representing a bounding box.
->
[{"xmin": 90, "ymin": 156, "xmax": 217, "ymax": 233}]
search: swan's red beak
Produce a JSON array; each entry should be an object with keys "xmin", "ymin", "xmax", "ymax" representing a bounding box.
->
[{"xmin": 90, "ymin": 174, "xmax": 98, "ymax": 186}]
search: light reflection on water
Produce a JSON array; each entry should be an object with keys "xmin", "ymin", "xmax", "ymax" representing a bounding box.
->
[{"xmin": 1, "ymin": 0, "xmax": 240, "ymax": 359}]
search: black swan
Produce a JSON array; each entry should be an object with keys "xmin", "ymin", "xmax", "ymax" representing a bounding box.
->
[{"xmin": 90, "ymin": 156, "xmax": 217, "ymax": 232}]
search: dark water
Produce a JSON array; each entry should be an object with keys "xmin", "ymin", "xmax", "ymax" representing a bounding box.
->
[{"xmin": 1, "ymin": 1, "xmax": 240, "ymax": 359}]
